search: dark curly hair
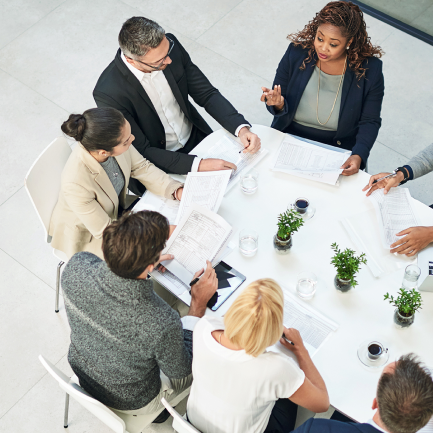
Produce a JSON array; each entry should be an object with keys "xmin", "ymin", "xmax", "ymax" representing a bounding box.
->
[{"xmin": 288, "ymin": 1, "xmax": 384, "ymax": 80}]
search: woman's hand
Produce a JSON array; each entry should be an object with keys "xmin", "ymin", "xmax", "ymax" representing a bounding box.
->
[
  {"xmin": 341, "ymin": 155, "xmax": 362, "ymax": 176},
  {"xmin": 280, "ymin": 327, "xmax": 307, "ymax": 354},
  {"xmin": 175, "ymin": 187, "xmax": 183, "ymax": 201},
  {"xmin": 362, "ymin": 172, "xmax": 403, "ymax": 196},
  {"xmin": 260, "ymin": 85, "xmax": 284, "ymax": 111},
  {"xmin": 390, "ymin": 226, "xmax": 433, "ymax": 256}
]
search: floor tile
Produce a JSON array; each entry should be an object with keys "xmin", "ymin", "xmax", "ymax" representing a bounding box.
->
[
  {"xmin": 0, "ymin": 0, "xmax": 193, "ymax": 114},
  {"xmin": 184, "ymin": 40, "xmax": 274, "ymax": 131},
  {"xmin": 0, "ymin": 70, "xmax": 68, "ymax": 206},
  {"xmin": 0, "ymin": 0, "xmax": 66, "ymax": 50},
  {"xmin": 0, "ymin": 187, "xmax": 62, "ymax": 290},
  {"xmin": 120, "ymin": 0, "xmax": 242, "ymax": 40},
  {"xmin": 0, "ymin": 250, "xmax": 70, "ymax": 419},
  {"xmin": 410, "ymin": 4, "xmax": 433, "ymax": 37},
  {"xmin": 377, "ymin": 30, "xmax": 433, "ymax": 159}
]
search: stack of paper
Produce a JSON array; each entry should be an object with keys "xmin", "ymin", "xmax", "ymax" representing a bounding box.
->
[
  {"xmin": 159, "ymin": 205, "xmax": 233, "ymax": 286},
  {"xmin": 205, "ymin": 136, "xmax": 268, "ymax": 192},
  {"xmin": 133, "ymin": 190, "xmax": 180, "ymax": 224},
  {"xmin": 368, "ymin": 188, "xmax": 420, "ymax": 249},
  {"xmin": 271, "ymin": 135, "xmax": 350, "ymax": 185}
]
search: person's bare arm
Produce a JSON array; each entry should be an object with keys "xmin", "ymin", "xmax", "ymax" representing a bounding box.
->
[{"xmin": 281, "ymin": 328, "xmax": 330, "ymax": 413}]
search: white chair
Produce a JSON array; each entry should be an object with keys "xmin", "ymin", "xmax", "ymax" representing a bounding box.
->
[
  {"xmin": 39, "ymin": 355, "xmax": 190, "ymax": 432},
  {"xmin": 25, "ymin": 137, "xmax": 71, "ymax": 312},
  {"xmin": 161, "ymin": 397, "xmax": 201, "ymax": 433}
]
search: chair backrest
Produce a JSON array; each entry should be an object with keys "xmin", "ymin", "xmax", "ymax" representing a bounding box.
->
[
  {"xmin": 161, "ymin": 397, "xmax": 201, "ymax": 433},
  {"xmin": 38, "ymin": 355, "xmax": 126, "ymax": 433},
  {"xmin": 25, "ymin": 137, "xmax": 72, "ymax": 243}
]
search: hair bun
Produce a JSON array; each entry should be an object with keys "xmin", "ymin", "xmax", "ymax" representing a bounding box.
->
[{"xmin": 61, "ymin": 113, "xmax": 86, "ymax": 142}]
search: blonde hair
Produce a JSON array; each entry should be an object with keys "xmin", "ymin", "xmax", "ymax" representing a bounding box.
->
[{"xmin": 224, "ymin": 279, "xmax": 284, "ymax": 357}]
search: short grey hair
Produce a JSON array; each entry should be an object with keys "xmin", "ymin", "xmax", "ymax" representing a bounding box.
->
[{"xmin": 118, "ymin": 17, "xmax": 165, "ymax": 58}]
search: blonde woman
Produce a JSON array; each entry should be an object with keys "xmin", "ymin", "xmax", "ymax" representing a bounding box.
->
[{"xmin": 187, "ymin": 279, "xmax": 329, "ymax": 433}]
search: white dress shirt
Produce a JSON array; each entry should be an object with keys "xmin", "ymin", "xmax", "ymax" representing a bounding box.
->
[
  {"xmin": 122, "ymin": 53, "xmax": 249, "ymax": 172},
  {"xmin": 367, "ymin": 419, "xmax": 388, "ymax": 433}
]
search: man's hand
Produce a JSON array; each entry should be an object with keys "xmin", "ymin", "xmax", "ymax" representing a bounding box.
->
[
  {"xmin": 390, "ymin": 226, "xmax": 433, "ymax": 256},
  {"xmin": 169, "ymin": 225, "xmax": 176, "ymax": 238},
  {"xmin": 261, "ymin": 85, "xmax": 284, "ymax": 111},
  {"xmin": 188, "ymin": 260, "xmax": 218, "ymax": 318},
  {"xmin": 362, "ymin": 171, "xmax": 403, "ymax": 196},
  {"xmin": 341, "ymin": 155, "xmax": 362, "ymax": 176},
  {"xmin": 198, "ymin": 158, "xmax": 237, "ymax": 172},
  {"xmin": 155, "ymin": 253, "xmax": 174, "ymax": 273},
  {"xmin": 280, "ymin": 327, "xmax": 308, "ymax": 356},
  {"xmin": 238, "ymin": 127, "xmax": 261, "ymax": 154}
]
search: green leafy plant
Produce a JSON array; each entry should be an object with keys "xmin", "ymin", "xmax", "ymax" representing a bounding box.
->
[
  {"xmin": 384, "ymin": 288, "xmax": 422, "ymax": 316},
  {"xmin": 277, "ymin": 209, "xmax": 304, "ymax": 240},
  {"xmin": 330, "ymin": 243, "xmax": 367, "ymax": 287}
]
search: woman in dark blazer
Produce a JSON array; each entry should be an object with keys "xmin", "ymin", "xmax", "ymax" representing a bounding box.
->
[{"xmin": 262, "ymin": 1, "xmax": 384, "ymax": 175}]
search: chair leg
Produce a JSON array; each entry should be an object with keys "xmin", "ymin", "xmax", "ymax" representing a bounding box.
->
[
  {"xmin": 64, "ymin": 393, "xmax": 70, "ymax": 428},
  {"xmin": 55, "ymin": 261, "xmax": 65, "ymax": 313}
]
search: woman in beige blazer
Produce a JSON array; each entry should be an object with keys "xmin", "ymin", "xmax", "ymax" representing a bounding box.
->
[{"xmin": 49, "ymin": 107, "xmax": 183, "ymax": 259}]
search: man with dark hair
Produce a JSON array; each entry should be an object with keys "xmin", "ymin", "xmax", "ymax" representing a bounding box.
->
[
  {"xmin": 61, "ymin": 211, "xmax": 218, "ymax": 422},
  {"xmin": 292, "ymin": 354, "xmax": 433, "ymax": 433},
  {"xmin": 94, "ymin": 16, "xmax": 261, "ymax": 195}
]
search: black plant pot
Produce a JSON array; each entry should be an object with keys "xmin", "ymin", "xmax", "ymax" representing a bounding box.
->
[
  {"xmin": 273, "ymin": 234, "xmax": 292, "ymax": 255},
  {"xmin": 334, "ymin": 276, "xmax": 353, "ymax": 292}
]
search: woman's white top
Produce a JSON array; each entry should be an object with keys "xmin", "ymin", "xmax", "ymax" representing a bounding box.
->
[{"xmin": 187, "ymin": 316, "xmax": 305, "ymax": 433}]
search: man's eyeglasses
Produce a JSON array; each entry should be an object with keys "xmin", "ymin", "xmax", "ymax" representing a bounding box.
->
[{"xmin": 128, "ymin": 36, "xmax": 174, "ymax": 71}]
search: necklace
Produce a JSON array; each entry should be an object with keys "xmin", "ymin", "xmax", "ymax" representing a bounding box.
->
[{"xmin": 316, "ymin": 56, "xmax": 347, "ymax": 126}]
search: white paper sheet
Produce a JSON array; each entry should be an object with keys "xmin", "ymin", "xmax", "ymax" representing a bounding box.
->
[
  {"xmin": 205, "ymin": 136, "xmax": 268, "ymax": 192},
  {"xmin": 132, "ymin": 191, "xmax": 179, "ymax": 224},
  {"xmin": 282, "ymin": 291, "xmax": 338, "ymax": 357},
  {"xmin": 368, "ymin": 188, "xmax": 420, "ymax": 248},
  {"xmin": 271, "ymin": 135, "xmax": 350, "ymax": 186},
  {"xmin": 160, "ymin": 205, "xmax": 233, "ymax": 285},
  {"xmin": 175, "ymin": 170, "xmax": 231, "ymax": 224},
  {"xmin": 150, "ymin": 241, "xmax": 235, "ymax": 306}
]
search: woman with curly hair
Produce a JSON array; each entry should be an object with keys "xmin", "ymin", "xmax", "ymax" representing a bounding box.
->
[{"xmin": 261, "ymin": 1, "xmax": 384, "ymax": 175}]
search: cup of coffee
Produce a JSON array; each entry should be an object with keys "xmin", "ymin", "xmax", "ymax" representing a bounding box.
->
[
  {"xmin": 295, "ymin": 197, "xmax": 309, "ymax": 214},
  {"xmin": 367, "ymin": 341, "xmax": 385, "ymax": 360}
]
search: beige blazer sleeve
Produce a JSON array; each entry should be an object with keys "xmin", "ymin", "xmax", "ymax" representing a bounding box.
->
[
  {"xmin": 128, "ymin": 145, "xmax": 183, "ymax": 199},
  {"xmin": 63, "ymin": 182, "xmax": 112, "ymax": 240}
]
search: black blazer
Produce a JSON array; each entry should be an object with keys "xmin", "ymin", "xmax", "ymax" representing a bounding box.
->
[
  {"xmin": 268, "ymin": 43, "xmax": 384, "ymax": 163},
  {"xmin": 94, "ymin": 34, "xmax": 250, "ymax": 174},
  {"xmin": 293, "ymin": 418, "xmax": 381, "ymax": 433}
]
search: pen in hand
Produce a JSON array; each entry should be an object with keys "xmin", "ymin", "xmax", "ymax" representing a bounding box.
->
[
  {"xmin": 239, "ymin": 145, "xmax": 250, "ymax": 154},
  {"xmin": 372, "ymin": 172, "xmax": 396, "ymax": 184},
  {"xmin": 282, "ymin": 334, "xmax": 294, "ymax": 345}
]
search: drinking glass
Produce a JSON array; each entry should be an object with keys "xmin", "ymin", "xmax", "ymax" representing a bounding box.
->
[
  {"xmin": 239, "ymin": 229, "xmax": 258, "ymax": 256},
  {"xmin": 294, "ymin": 197, "xmax": 309, "ymax": 214},
  {"xmin": 296, "ymin": 271, "xmax": 317, "ymax": 300},
  {"xmin": 240, "ymin": 169, "xmax": 259, "ymax": 194},
  {"xmin": 402, "ymin": 264, "xmax": 421, "ymax": 289}
]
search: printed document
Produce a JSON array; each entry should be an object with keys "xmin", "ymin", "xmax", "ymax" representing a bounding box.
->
[
  {"xmin": 205, "ymin": 136, "xmax": 268, "ymax": 192},
  {"xmin": 133, "ymin": 191, "xmax": 179, "ymax": 224},
  {"xmin": 282, "ymin": 291, "xmax": 338, "ymax": 357},
  {"xmin": 175, "ymin": 170, "xmax": 231, "ymax": 224},
  {"xmin": 368, "ymin": 188, "xmax": 419, "ymax": 248},
  {"xmin": 161, "ymin": 205, "xmax": 233, "ymax": 285},
  {"xmin": 271, "ymin": 135, "xmax": 349, "ymax": 185}
]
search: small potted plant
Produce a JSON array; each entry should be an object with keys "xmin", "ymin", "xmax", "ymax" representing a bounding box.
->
[
  {"xmin": 331, "ymin": 243, "xmax": 367, "ymax": 292},
  {"xmin": 273, "ymin": 208, "xmax": 304, "ymax": 254},
  {"xmin": 384, "ymin": 288, "xmax": 422, "ymax": 328}
]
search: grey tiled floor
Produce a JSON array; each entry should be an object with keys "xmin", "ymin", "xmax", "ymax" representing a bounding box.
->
[{"xmin": 1, "ymin": 1, "xmax": 432, "ymax": 432}]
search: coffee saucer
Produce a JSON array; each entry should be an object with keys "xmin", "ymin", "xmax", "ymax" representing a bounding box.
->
[
  {"xmin": 291, "ymin": 203, "xmax": 316, "ymax": 221},
  {"xmin": 357, "ymin": 340, "xmax": 389, "ymax": 368}
]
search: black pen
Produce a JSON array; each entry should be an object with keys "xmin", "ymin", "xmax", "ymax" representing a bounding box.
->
[
  {"xmin": 372, "ymin": 172, "xmax": 396, "ymax": 184},
  {"xmin": 190, "ymin": 263, "xmax": 217, "ymax": 287},
  {"xmin": 239, "ymin": 145, "xmax": 250, "ymax": 154},
  {"xmin": 282, "ymin": 334, "xmax": 294, "ymax": 345}
]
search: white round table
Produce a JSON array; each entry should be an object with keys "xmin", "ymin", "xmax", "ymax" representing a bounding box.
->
[{"xmin": 175, "ymin": 124, "xmax": 433, "ymax": 422}]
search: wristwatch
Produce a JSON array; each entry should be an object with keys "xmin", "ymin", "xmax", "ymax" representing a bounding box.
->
[{"xmin": 394, "ymin": 167, "xmax": 409, "ymax": 185}]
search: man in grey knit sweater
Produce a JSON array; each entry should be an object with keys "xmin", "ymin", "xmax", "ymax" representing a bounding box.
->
[
  {"xmin": 363, "ymin": 143, "xmax": 433, "ymax": 256},
  {"xmin": 61, "ymin": 210, "xmax": 217, "ymax": 418}
]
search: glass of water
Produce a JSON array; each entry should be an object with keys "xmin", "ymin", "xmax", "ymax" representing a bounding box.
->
[
  {"xmin": 402, "ymin": 264, "xmax": 421, "ymax": 289},
  {"xmin": 240, "ymin": 169, "xmax": 259, "ymax": 194},
  {"xmin": 296, "ymin": 271, "xmax": 317, "ymax": 300},
  {"xmin": 239, "ymin": 229, "xmax": 258, "ymax": 256}
]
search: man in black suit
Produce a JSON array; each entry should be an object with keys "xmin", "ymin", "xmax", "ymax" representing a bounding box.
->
[
  {"xmin": 94, "ymin": 17, "xmax": 261, "ymax": 194},
  {"xmin": 290, "ymin": 354, "xmax": 433, "ymax": 433}
]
